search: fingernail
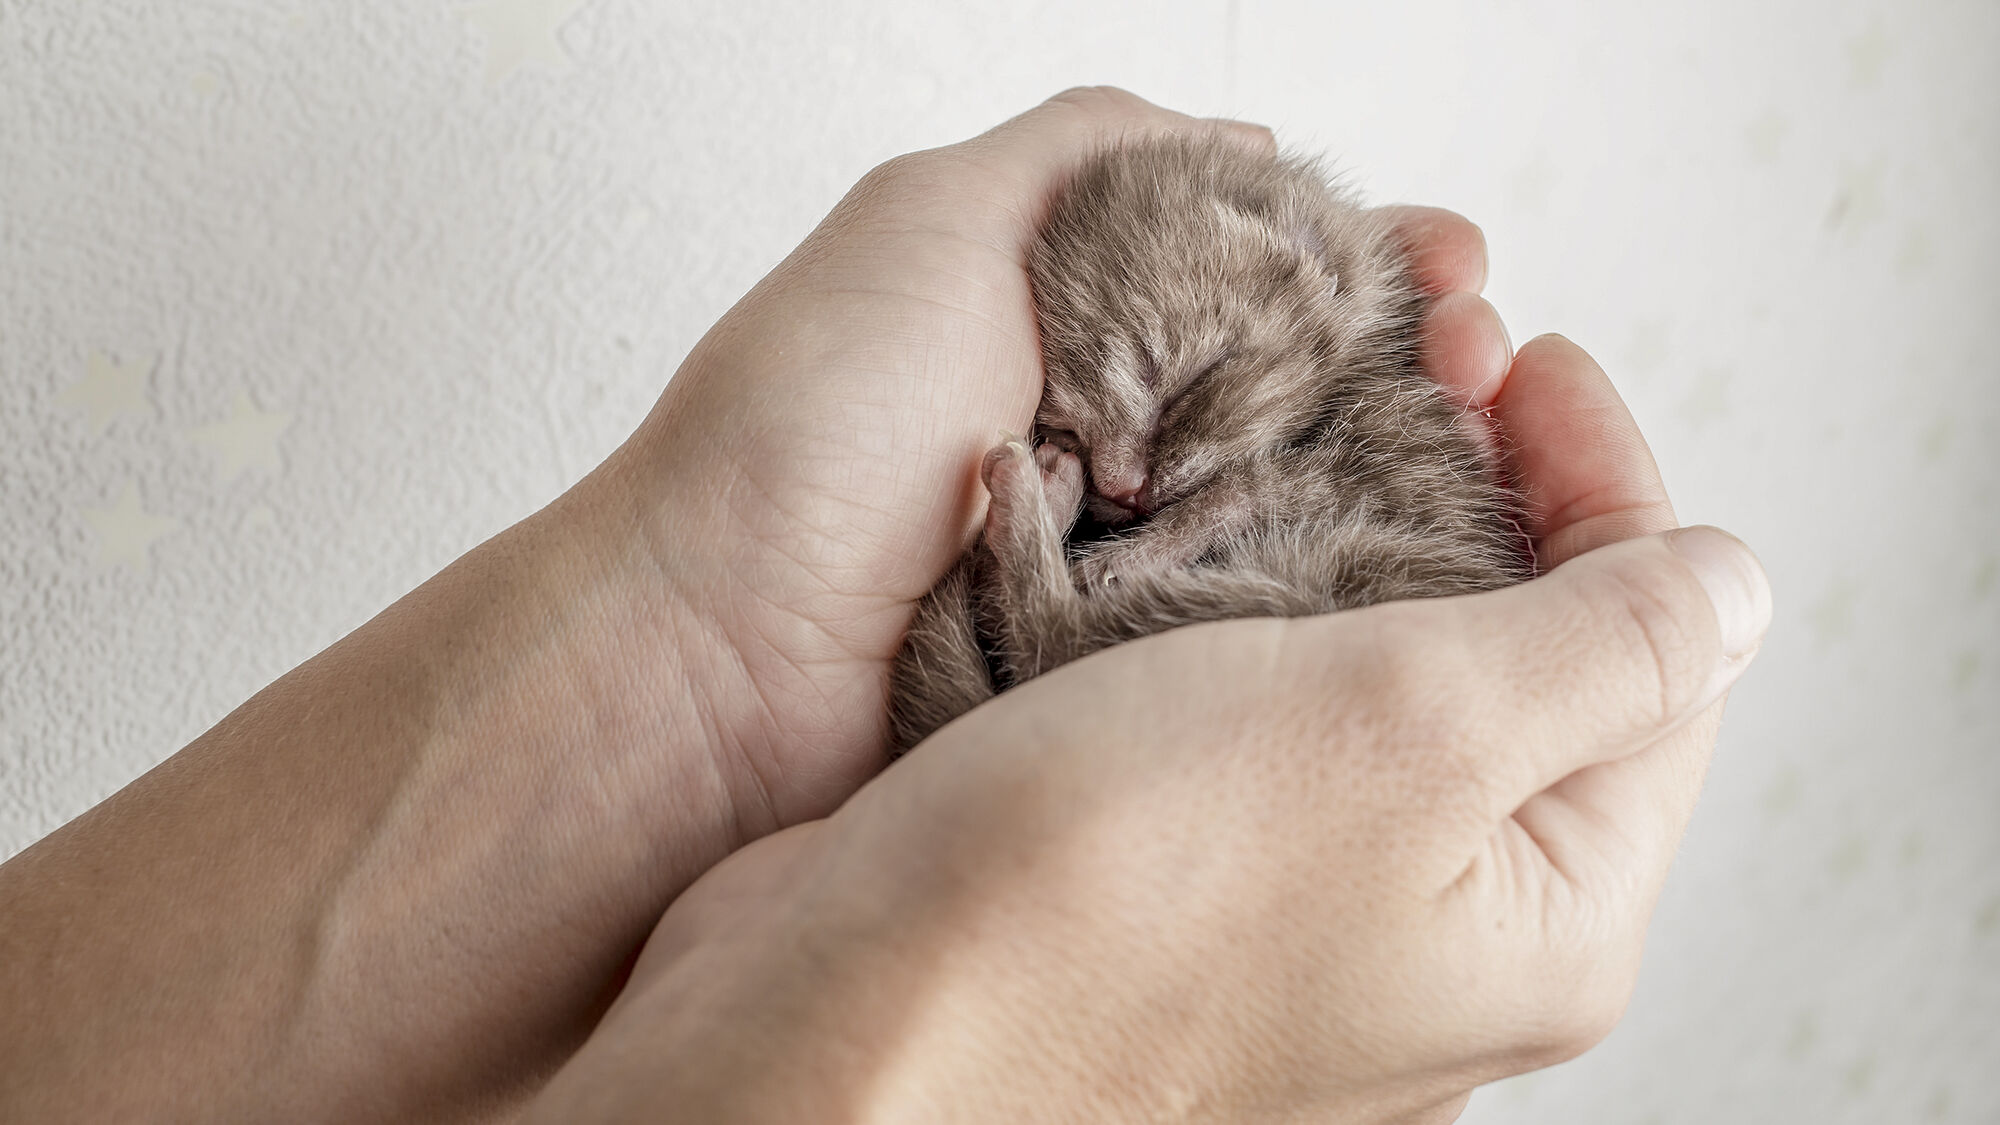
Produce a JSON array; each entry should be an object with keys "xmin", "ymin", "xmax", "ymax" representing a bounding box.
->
[
  {"xmin": 1479, "ymin": 310, "xmax": 1514, "ymax": 403},
  {"xmin": 1669, "ymin": 526, "xmax": 1773, "ymax": 661}
]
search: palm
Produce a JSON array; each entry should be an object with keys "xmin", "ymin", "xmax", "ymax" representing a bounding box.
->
[{"xmin": 622, "ymin": 177, "xmax": 1050, "ymax": 812}]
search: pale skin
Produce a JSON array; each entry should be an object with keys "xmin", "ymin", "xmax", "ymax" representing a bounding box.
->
[{"xmin": 0, "ymin": 89, "xmax": 1770, "ymax": 1121}]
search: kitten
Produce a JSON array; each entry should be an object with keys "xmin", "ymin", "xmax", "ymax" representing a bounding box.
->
[{"xmin": 888, "ymin": 135, "xmax": 1530, "ymax": 754}]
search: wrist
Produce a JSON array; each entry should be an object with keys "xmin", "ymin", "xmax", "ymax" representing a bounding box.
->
[
  {"xmin": 0, "ymin": 458, "xmax": 774, "ymax": 1118},
  {"xmin": 279, "ymin": 480, "xmax": 775, "ymax": 1107},
  {"xmin": 588, "ymin": 391, "xmax": 909, "ymax": 824}
]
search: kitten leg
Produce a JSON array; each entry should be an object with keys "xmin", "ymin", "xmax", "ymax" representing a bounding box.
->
[
  {"xmin": 887, "ymin": 557, "xmax": 995, "ymax": 755},
  {"xmin": 980, "ymin": 438, "xmax": 1082, "ymax": 603},
  {"xmin": 979, "ymin": 438, "xmax": 1092, "ymax": 685},
  {"xmin": 889, "ymin": 439, "xmax": 1087, "ymax": 755},
  {"xmin": 1033, "ymin": 439, "xmax": 1088, "ymax": 535}
]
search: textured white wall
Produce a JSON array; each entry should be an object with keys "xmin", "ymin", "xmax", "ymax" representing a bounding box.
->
[{"xmin": 2, "ymin": 1, "xmax": 1995, "ymax": 1119}]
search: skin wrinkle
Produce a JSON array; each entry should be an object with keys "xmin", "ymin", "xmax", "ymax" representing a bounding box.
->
[
  {"xmin": 653, "ymin": 559, "xmax": 795, "ymax": 846},
  {"xmin": 583, "ymin": 456, "xmax": 801, "ymax": 847},
  {"xmin": 698, "ymin": 496, "xmax": 896, "ymax": 798},
  {"xmin": 822, "ymin": 221, "xmax": 1030, "ymax": 298}
]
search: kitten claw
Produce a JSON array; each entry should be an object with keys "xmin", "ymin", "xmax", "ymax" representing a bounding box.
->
[
  {"xmin": 980, "ymin": 439, "xmax": 1035, "ymax": 497},
  {"xmin": 1073, "ymin": 550, "xmax": 1123, "ymax": 592}
]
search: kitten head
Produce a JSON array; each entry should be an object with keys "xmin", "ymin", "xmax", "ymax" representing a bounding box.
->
[{"xmin": 1029, "ymin": 136, "xmax": 1418, "ymax": 524}]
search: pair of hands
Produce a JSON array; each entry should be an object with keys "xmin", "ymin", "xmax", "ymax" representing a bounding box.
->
[{"xmin": 516, "ymin": 88, "xmax": 1771, "ymax": 1120}]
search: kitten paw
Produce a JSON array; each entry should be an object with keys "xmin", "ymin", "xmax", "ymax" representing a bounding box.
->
[
  {"xmin": 981, "ymin": 439, "xmax": 1049, "ymax": 561},
  {"xmin": 1034, "ymin": 441, "xmax": 1086, "ymax": 528},
  {"xmin": 983, "ymin": 437, "xmax": 1087, "ymax": 575}
]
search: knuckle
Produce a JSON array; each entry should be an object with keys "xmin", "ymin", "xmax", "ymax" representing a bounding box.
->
[
  {"xmin": 841, "ymin": 151, "xmax": 970, "ymax": 230},
  {"xmin": 1046, "ymin": 85, "xmax": 1136, "ymax": 115},
  {"xmin": 856, "ymin": 150, "xmax": 937, "ymax": 195},
  {"xmin": 1570, "ymin": 556, "xmax": 1715, "ymax": 729},
  {"xmin": 1335, "ymin": 610, "xmax": 1496, "ymax": 801},
  {"xmin": 1039, "ymin": 86, "xmax": 1161, "ymax": 135}
]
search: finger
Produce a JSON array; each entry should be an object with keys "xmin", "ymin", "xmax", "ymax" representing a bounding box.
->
[
  {"xmin": 1382, "ymin": 527, "xmax": 1771, "ymax": 820},
  {"xmin": 1379, "ymin": 205, "xmax": 1489, "ymax": 294},
  {"xmin": 1490, "ymin": 335, "xmax": 1677, "ymax": 569},
  {"xmin": 1420, "ymin": 291, "xmax": 1513, "ymax": 408}
]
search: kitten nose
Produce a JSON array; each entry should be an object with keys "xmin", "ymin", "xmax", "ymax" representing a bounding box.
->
[{"xmin": 1094, "ymin": 467, "xmax": 1151, "ymax": 514}]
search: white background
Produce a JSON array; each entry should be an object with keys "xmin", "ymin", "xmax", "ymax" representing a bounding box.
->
[{"xmin": 2, "ymin": 1, "xmax": 1995, "ymax": 1119}]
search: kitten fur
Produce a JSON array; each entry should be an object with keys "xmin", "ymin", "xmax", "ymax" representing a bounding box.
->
[{"xmin": 888, "ymin": 135, "xmax": 1530, "ymax": 754}]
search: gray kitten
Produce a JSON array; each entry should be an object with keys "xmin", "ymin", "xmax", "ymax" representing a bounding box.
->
[{"xmin": 889, "ymin": 135, "xmax": 1530, "ymax": 753}]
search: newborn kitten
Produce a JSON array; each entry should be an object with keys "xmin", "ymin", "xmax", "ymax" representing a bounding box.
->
[{"xmin": 888, "ymin": 135, "xmax": 1530, "ymax": 753}]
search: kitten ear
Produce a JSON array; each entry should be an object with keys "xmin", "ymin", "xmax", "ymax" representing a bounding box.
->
[
  {"xmin": 1286, "ymin": 215, "xmax": 1339, "ymax": 295},
  {"xmin": 1207, "ymin": 198, "xmax": 1340, "ymax": 292}
]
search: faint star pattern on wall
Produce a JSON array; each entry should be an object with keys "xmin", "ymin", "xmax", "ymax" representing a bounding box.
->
[
  {"xmin": 1975, "ymin": 896, "xmax": 2000, "ymax": 938},
  {"xmin": 187, "ymin": 392, "xmax": 292, "ymax": 481},
  {"xmin": 1761, "ymin": 764, "xmax": 1803, "ymax": 818},
  {"xmin": 1678, "ymin": 366, "xmax": 1731, "ymax": 426},
  {"xmin": 1845, "ymin": 21, "xmax": 1893, "ymax": 89},
  {"xmin": 1951, "ymin": 650, "xmax": 1981, "ymax": 695},
  {"xmin": 1825, "ymin": 159, "xmax": 1888, "ymax": 233},
  {"xmin": 1807, "ymin": 579, "xmax": 1857, "ymax": 645},
  {"xmin": 1784, "ymin": 1009, "xmax": 1817, "ymax": 1060},
  {"xmin": 1828, "ymin": 832, "xmax": 1870, "ymax": 881},
  {"xmin": 1918, "ymin": 417, "xmax": 1951, "ymax": 461},
  {"xmin": 1895, "ymin": 222, "xmax": 1934, "ymax": 277},
  {"xmin": 1844, "ymin": 1054, "xmax": 1877, "ymax": 1095},
  {"xmin": 1624, "ymin": 319, "xmax": 1671, "ymax": 379},
  {"xmin": 1897, "ymin": 830, "xmax": 1925, "ymax": 868},
  {"xmin": 1744, "ymin": 109, "xmax": 1789, "ymax": 162},
  {"xmin": 56, "ymin": 351, "xmax": 154, "ymax": 432},
  {"xmin": 459, "ymin": 0, "xmax": 589, "ymax": 87},
  {"xmin": 1505, "ymin": 152, "xmax": 1553, "ymax": 215},
  {"xmin": 80, "ymin": 480, "xmax": 178, "ymax": 574}
]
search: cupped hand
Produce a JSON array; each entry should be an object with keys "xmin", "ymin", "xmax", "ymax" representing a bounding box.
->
[
  {"xmin": 587, "ymin": 86, "xmax": 1511, "ymax": 832},
  {"xmin": 525, "ymin": 330, "xmax": 1772, "ymax": 1121}
]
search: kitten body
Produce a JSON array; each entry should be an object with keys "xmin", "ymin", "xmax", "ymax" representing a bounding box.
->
[{"xmin": 889, "ymin": 137, "xmax": 1529, "ymax": 753}]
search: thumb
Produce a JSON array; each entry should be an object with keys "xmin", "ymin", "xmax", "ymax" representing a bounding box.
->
[{"xmin": 1422, "ymin": 525, "xmax": 1772, "ymax": 815}]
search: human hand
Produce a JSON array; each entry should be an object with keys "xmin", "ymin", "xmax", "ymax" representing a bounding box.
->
[
  {"xmin": 524, "ymin": 333, "xmax": 1770, "ymax": 1121},
  {"xmin": 589, "ymin": 86, "xmax": 1512, "ymax": 833},
  {"xmin": 0, "ymin": 88, "xmax": 1522, "ymax": 1122}
]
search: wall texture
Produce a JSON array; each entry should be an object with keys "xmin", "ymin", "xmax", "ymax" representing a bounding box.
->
[{"xmin": 2, "ymin": 1, "xmax": 1995, "ymax": 1119}]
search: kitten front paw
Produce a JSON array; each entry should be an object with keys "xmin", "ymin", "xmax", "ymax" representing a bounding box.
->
[
  {"xmin": 1034, "ymin": 441, "xmax": 1086, "ymax": 530},
  {"xmin": 981, "ymin": 438, "xmax": 1070, "ymax": 568}
]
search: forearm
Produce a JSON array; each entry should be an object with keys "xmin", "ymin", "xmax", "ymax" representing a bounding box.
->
[{"xmin": 0, "ymin": 475, "xmax": 749, "ymax": 1120}]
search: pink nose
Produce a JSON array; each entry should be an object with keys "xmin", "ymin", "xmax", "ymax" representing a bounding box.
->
[{"xmin": 1094, "ymin": 468, "xmax": 1151, "ymax": 514}]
